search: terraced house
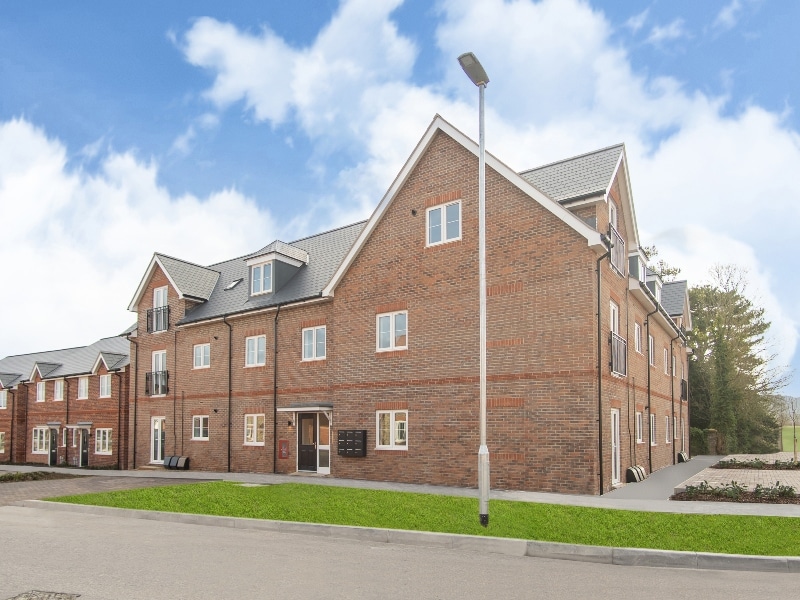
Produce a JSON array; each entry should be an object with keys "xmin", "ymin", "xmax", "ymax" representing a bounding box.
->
[
  {"xmin": 0, "ymin": 336, "xmax": 130, "ymax": 468},
  {"xmin": 124, "ymin": 115, "xmax": 690, "ymax": 494}
]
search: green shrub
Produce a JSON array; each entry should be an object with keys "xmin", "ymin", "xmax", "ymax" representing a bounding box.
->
[{"xmin": 690, "ymin": 427, "xmax": 707, "ymax": 455}]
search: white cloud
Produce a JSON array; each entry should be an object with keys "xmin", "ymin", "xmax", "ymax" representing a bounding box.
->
[
  {"xmin": 625, "ymin": 9, "xmax": 648, "ymax": 33},
  {"xmin": 646, "ymin": 18, "xmax": 689, "ymax": 45},
  {"xmin": 714, "ymin": 0, "xmax": 743, "ymax": 31},
  {"xmin": 0, "ymin": 118, "xmax": 277, "ymax": 357},
  {"xmin": 173, "ymin": 0, "xmax": 800, "ymax": 390}
]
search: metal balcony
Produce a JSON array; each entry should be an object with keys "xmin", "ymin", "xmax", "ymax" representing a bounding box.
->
[
  {"xmin": 610, "ymin": 332, "xmax": 628, "ymax": 376},
  {"xmin": 146, "ymin": 305, "xmax": 170, "ymax": 333},
  {"xmin": 609, "ymin": 225, "xmax": 626, "ymax": 275},
  {"xmin": 145, "ymin": 371, "xmax": 169, "ymax": 396}
]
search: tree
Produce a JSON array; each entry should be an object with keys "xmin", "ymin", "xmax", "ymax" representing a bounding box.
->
[
  {"xmin": 640, "ymin": 245, "xmax": 681, "ymax": 281},
  {"xmin": 687, "ymin": 265, "xmax": 787, "ymax": 453}
]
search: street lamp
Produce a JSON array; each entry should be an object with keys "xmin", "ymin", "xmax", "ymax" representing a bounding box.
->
[{"xmin": 458, "ymin": 51, "xmax": 490, "ymax": 527}]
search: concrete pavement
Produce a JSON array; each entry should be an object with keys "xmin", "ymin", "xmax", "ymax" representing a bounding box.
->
[{"xmin": 2, "ymin": 456, "xmax": 799, "ymax": 576}]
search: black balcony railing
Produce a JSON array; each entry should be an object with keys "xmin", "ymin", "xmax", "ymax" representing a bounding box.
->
[
  {"xmin": 610, "ymin": 332, "xmax": 628, "ymax": 376},
  {"xmin": 680, "ymin": 378, "xmax": 688, "ymax": 400},
  {"xmin": 145, "ymin": 371, "xmax": 169, "ymax": 396},
  {"xmin": 146, "ymin": 305, "xmax": 170, "ymax": 333},
  {"xmin": 609, "ymin": 225, "xmax": 626, "ymax": 275}
]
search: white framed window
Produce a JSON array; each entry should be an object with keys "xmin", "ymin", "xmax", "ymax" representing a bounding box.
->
[
  {"xmin": 665, "ymin": 416, "xmax": 671, "ymax": 443},
  {"xmin": 635, "ymin": 412, "xmax": 643, "ymax": 443},
  {"xmin": 0, "ymin": 431, "xmax": 4, "ymax": 453},
  {"xmin": 634, "ymin": 323, "xmax": 642, "ymax": 354},
  {"xmin": 54, "ymin": 380, "xmax": 64, "ymax": 401},
  {"xmin": 426, "ymin": 200, "xmax": 461, "ymax": 246},
  {"xmin": 674, "ymin": 416, "xmax": 679, "ymax": 440},
  {"xmin": 95, "ymin": 428, "xmax": 112, "ymax": 454},
  {"xmin": 376, "ymin": 410, "xmax": 408, "ymax": 450},
  {"xmin": 302, "ymin": 326, "xmax": 326, "ymax": 361},
  {"xmin": 672, "ymin": 355, "xmax": 677, "ymax": 378},
  {"xmin": 32, "ymin": 427, "xmax": 49, "ymax": 453},
  {"xmin": 251, "ymin": 262, "xmax": 273, "ymax": 295},
  {"xmin": 194, "ymin": 343, "xmax": 211, "ymax": 369},
  {"xmin": 648, "ymin": 335, "xmax": 655, "ymax": 366},
  {"xmin": 0, "ymin": 390, "xmax": 6, "ymax": 409},
  {"xmin": 77, "ymin": 376, "xmax": 89, "ymax": 400},
  {"xmin": 663, "ymin": 348, "xmax": 669, "ymax": 374},
  {"xmin": 36, "ymin": 381, "xmax": 45, "ymax": 402},
  {"xmin": 192, "ymin": 416, "xmax": 209, "ymax": 440},
  {"xmin": 609, "ymin": 199, "xmax": 618, "ymax": 230},
  {"xmin": 244, "ymin": 414, "xmax": 265, "ymax": 446},
  {"xmin": 71, "ymin": 429, "xmax": 77, "ymax": 448},
  {"xmin": 650, "ymin": 414, "xmax": 656, "ymax": 446},
  {"xmin": 376, "ymin": 311, "xmax": 408, "ymax": 351},
  {"xmin": 62, "ymin": 428, "xmax": 67, "ymax": 448},
  {"xmin": 99, "ymin": 374, "xmax": 111, "ymax": 398},
  {"xmin": 154, "ymin": 286, "xmax": 168, "ymax": 309},
  {"xmin": 245, "ymin": 335, "xmax": 266, "ymax": 367},
  {"xmin": 609, "ymin": 301, "xmax": 619, "ymax": 335}
]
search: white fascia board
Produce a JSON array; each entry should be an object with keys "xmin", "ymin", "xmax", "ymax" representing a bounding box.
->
[
  {"xmin": 127, "ymin": 254, "xmax": 185, "ymax": 312},
  {"xmin": 245, "ymin": 253, "xmax": 305, "ymax": 268},
  {"xmin": 27, "ymin": 364, "xmax": 43, "ymax": 382},
  {"xmin": 91, "ymin": 353, "xmax": 108, "ymax": 375},
  {"xmin": 607, "ymin": 148, "xmax": 641, "ymax": 251},
  {"xmin": 323, "ymin": 115, "xmax": 606, "ymax": 296}
]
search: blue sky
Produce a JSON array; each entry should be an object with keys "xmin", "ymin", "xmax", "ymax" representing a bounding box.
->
[{"xmin": 1, "ymin": 0, "xmax": 799, "ymax": 395}]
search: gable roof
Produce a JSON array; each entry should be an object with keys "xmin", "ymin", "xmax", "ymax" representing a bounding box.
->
[
  {"xmin": 245, "ymin": 240, "xmax": 309, "ymax": 265},
  {"xmin": 128, "ymin": 253, "xmax": 220, "ymax": 311},
  {"xmin": 519, "ymin": 144, "xmax": 624, "ymax": 203},
  {"xmin": 323, "ymin": 115, "xmax": 607, "ymax": 296},
  {"xmin": 662, "ymin": 280, "xmax": 691, "ymax": 330},
  {"xmin": 30, "ymin": 362, "xmax": 62, "ymax": 381},
  {"xmin": 0, "ymin": 336, "xmax": 130, "ymax": 384},
  {"xmin": 0, "ymin": 372, "xmax": 23, "ymax": 389},
  {"xmin": 92, "ymin": 352, "xmax": 129, "ymax": 374},
  {"xmin": 176, "ymin": 221, "xmax": 366, "ymax": 326}
]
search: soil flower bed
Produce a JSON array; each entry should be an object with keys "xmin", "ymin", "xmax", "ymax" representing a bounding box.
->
[{"xmin": 0, "ymin": 471, "xmax": 85, "ymax": 484}]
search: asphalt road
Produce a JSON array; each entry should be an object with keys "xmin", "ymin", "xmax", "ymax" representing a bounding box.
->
[{"xmin": 1, "ymin": 505, "xmax": 796, "ymax": 600}]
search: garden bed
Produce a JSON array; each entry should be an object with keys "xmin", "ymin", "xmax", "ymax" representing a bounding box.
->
[
  {"xmin": 671, "ymin": 480, "xmax": 800, "ymax": 504},
  {"xmin": 712, "ymin": 458, "xmax": 800, "ymax": 470},
  {"xmin": 0, "ymin": 471, "xmax": 85, "ymax": 484}
]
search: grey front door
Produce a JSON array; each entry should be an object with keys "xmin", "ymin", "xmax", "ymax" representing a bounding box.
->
[
  {"xmin": 49, "ymin": 429, "xmax": 58, "ymax": 466},
  {"xmin": 80, "ymin": 430, "xmax": 89, "ymax": 467},
  {"xmin": 298, "ymin": 414, "xmax": 317, "ymax": 471}
]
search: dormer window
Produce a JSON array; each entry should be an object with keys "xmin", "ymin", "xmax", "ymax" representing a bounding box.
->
[{"xmin": 251, "ymin": 262, "xmax": 273, "ymax": 296}]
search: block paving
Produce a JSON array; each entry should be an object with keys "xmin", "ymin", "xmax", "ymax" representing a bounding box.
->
[{"xmin": 676, "ymin": 453, "xmax": 800, "ymax": 492}]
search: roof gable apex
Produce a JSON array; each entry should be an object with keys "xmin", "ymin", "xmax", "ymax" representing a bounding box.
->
[
  {"xmin": 322, "ymin": 114, "xmax": 605, "ymax": 296},
  {"xmin": 128, "ymin": 253, "xmax": 220, "ymax": 312}
]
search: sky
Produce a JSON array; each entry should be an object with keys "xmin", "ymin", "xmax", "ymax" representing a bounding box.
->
[{"xmin": 1, "ymin": 0, "xmax": 799, "ymax": 396}]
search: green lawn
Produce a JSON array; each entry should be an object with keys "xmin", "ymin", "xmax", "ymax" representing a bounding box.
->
[
  {"xmin": 782, "ymin": 426, "xmax": 800, "ymax": 453},
  {"xmin": 49, "ymin": 482, "xmax": 800, "ymax": 557}
]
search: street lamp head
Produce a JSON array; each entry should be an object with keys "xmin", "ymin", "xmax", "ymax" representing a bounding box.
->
[{"xmin": 458, "ymin": 52, "xmax": 489, "ymax": 87}]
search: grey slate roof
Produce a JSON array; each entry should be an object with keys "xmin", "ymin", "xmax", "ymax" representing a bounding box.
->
[
  {"xmin": 245, "ymin": 240, "xmax": 309, "ymax": 264},
  {"xmin": 519, "ymin": 144, "xmax": 623, "ymax": 203},
  {"xmin": 33, "ymin": 362, "xmax": 62, "ymax": 379},
  {"xmin": 661, "ymin": 280, "xmax": 688, "ymax": 317},
  {"xmin": 98, "ymin": 352, "xmax": 129, "ymax": 371},
  {"xmin": 156, "ymin": 254, "xmax": 220, "ymax": 301},
  {"xmin": 0, "ymin": 372, "xmax": 23, "ymax": 389},
  {"xmin": 178, "ymin": 221, "xmax": 366, "ymax": 325},
  {"xmin": 0, "ymin": 336, "xmax": 130, "ymax": 385}
]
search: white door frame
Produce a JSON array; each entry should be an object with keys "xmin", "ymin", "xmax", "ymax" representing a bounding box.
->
[
  {"xmin": 151, "ymin": 416, "xmax": 166, "ymax": 464},
  {"xmin": 611, "ymin": 409, "xmax": 621, "ymax": 485}
]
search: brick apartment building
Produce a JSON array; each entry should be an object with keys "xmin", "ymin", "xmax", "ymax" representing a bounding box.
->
[
  {"xmin": 125, "ymin": 115, "xmax": 690, "ymax": 495},
  {"xmin": 0, "ymin": 336, "xmax": 130, "ymax": 468}
]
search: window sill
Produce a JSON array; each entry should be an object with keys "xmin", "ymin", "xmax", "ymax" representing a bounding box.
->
[
  {"xmin": 244, "ymin": 364, "xmax": 265, "ymax": 369},
  {"xmin": 95, "ymin": 452, "xmax": 112, "ymax": 456},
  {"xmin": 244, "ymin": 442, "xmax": 265, "ymax": 447},
  {"xmin": 191, "ymin": 438, "xmax": 209, "ymax": 442},
  {"xmin": 193, "ymin": 366, "xmax": 211, "ymax": 370},
  {"xmin": 375, "ymin": 447, "xmax": 408, "ymax": 454},
  {"xmin": 425, "ymin": 238, "xmax": 462, "ymax": 249}
]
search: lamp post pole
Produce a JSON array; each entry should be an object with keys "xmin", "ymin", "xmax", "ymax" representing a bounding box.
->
[{"xmin": 458, "ymin": 52, "xmax": 490, "ymax": 527}]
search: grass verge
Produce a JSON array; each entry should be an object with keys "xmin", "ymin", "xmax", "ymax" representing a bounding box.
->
[
  {"xmin": 782, "ymin": 426, "xmax": 799, "ymax": 454},
  {"xmin": 48, "ymin": 481, "xmax": 800, "ymax": 557}
]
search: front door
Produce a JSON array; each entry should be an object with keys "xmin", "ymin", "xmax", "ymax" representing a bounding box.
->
[
  {"xmin": 611, "ymin": 409, "xmax": 621, "ymax": 485},
  {"xmin": 151, "ymin": 417, "xmax": 166, "ymax": 463},
  {"xmin": 80, "ymin": 429, "xmax": 89, "ymax": 467},
  {"xmin": 298, "ymin": 414, "xmax": 317, "ymax": 471},
  {"xmin": 49, "ymin": 429, "xmax": 58, "ymax": 466}
]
